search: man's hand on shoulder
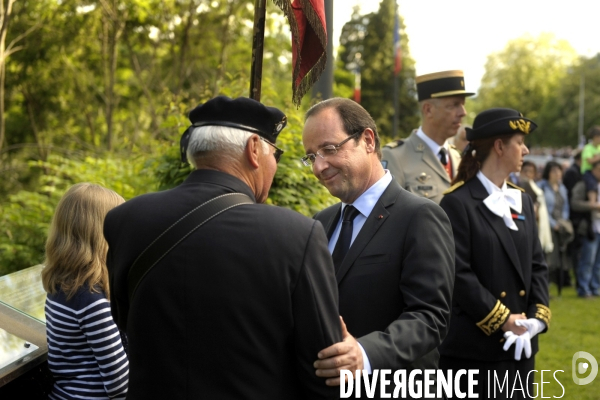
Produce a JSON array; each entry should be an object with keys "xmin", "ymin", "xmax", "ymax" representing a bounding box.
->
[{"xmin": 314, "ymin": 317, "xmax": 364, "ymax": 386}]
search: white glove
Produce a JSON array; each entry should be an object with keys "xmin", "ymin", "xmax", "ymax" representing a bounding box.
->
[
  {"xmin": 503, "ymin": 331, "xmax": 532, "ymax": 361},
  {"xmin": 515, "ymin": 318, "xmax": 546, "ymax": 339}
]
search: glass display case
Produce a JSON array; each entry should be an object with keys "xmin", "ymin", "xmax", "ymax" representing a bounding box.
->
[{"xmin": 0, "ymin": 265, "xmax": 47, "ymax": 388}]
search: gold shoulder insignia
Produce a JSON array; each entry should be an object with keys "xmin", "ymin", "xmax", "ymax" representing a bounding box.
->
[
  {"xmin": 384, "ymin": 139, "xmax": 405, "ymax": 149},
  {"xmin": 443, "ymin": 180, "xmax": 465, "ymax": 195},
  {"xmin": 507, "ymin": 181, "xmax": 525, "ymax": 192},
  {"xmin": 535, "ymin": 304, "xmax": 551, "ymax": 327},
  {"xmin": 476, "ymin": 300, "xmax": 510, "ymax": 336}
]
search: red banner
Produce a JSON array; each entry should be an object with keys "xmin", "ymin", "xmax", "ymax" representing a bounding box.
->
[{"xmin": 274, "ymin": 0, "xmax": 327, "ymax": 106}]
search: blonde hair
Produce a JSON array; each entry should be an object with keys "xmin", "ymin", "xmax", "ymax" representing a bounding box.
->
[{"xmin": 42, "ymin": 183, "xmax": 125, "ymax": 300}]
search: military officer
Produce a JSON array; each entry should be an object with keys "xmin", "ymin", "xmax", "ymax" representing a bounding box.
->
[{"xmin": 382, "ymin": 70, "xmax": 474, "ymax": 203}]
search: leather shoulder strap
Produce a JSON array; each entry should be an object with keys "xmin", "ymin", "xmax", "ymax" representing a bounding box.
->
[{"xmin": 127, "ymin": 192, "xmax": 253, "ymax": 302}]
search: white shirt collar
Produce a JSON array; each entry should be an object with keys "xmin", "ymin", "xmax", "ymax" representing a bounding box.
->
[
  {"xmin": 416, "ymin": 127, "xmax": 448, "ymax": 158},
  {"xmin": 329, "ymin": 171, "xmax": 393, "ymax": 254},
  {"xmin": 477, "ymin": 171, "xmax": 522, "ymax": 231},
  {"xmin": 341, "ymin": 170, "xmax": 393, "ymax": 219}
]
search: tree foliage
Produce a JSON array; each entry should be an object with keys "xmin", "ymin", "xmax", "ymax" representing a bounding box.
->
[
  {"xmin": 0, "ymin": 154, "xmax": 157, "ymax": 275},
  {"xmin": 0, "ymin": 0, "xmax": 339, "ymax": 274},
  {"xmin": 337, "ymin": 0, "xmax": 419, "ymax": 141},
  {"xmin": 473, "ymin": 33, "xmax": 579, "ymax": 145},
  {"xmin": 538, "ymin": 54, "xmax": 600, "ymax": 146}
]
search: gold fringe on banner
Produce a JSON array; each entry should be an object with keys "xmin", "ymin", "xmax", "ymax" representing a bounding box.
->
[{"xmin": 272, "ymin": 0, "xmax": 327, "ymax": 107}]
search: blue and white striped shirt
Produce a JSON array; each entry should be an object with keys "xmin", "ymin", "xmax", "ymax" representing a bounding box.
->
[{"xmin": 45, "ymin": 287, "xmax": 129, "ymax": 400}]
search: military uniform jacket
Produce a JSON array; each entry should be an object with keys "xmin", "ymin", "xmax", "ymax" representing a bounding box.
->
[
  {"xmin": 381, "ymin": 130, "xmax": 460, "ymax": 204},
  {"xmin": 314, "ymin": 179, "xmax": 455, "ymax": 374},
  {"xmin": 104, "ymin": 169, "xmax": 342, "ymax": 400},
  {"xmin": 439, "ymin": 178, "xmax": 550, "ymax": 361}
]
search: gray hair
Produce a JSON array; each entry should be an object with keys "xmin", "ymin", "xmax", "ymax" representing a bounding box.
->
[
  {"xmin": 186, "ymin": 125, "xmax": 269, "ymax": 168},
  {"xmin": 419, "ymin": 98, "xmax": 440, "ymax": 116}
]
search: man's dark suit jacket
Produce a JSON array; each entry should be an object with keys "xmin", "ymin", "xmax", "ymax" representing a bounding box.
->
[
  {"xmin": 104, "ymin": 169, "xmax": 342, "ymax": 400},
  {"xmin": 314, "ymin": 179, "xmax": 455, "ymax": 374},
  {"xmin": 563, "ymin": 162, "xmax": 582, "ymax": 202},
  {"xmin": 439, "ymin": 178, "xmax": 550, "ymax": 362}
]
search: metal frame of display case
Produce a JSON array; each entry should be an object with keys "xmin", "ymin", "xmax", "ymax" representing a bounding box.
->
[
  {"xmin": 0, "ymin": 265, "xmax": 48, "ymax": 388},
  {"xmin": 0, "ymin": 302, "xmax": 47, "ymax": 387}
]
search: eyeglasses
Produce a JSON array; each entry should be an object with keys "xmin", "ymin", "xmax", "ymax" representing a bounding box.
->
[
  {"xmin": 260, "ymin": 137, "xmax": 284, "ymax": 163},
  {"xmin": 300, "ymin": 132, "xmax": 362, "ymax": 167}
]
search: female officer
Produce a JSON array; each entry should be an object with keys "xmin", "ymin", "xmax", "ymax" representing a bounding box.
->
[{"xmin": 439, "ymin": 108, "xmax": 551, "ymax": 399}]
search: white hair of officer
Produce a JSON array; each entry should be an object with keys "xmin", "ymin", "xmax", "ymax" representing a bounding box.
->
[{"xmin": 186, "ymin": 125, "xmax": 269, "ymax": 168}]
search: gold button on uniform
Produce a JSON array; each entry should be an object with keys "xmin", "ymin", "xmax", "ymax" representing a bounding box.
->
[
  {"xmin": 519, "ymin": 290, "xmax": 526, "ymax": 296},
  {"xmin": 500, "ymin": 338, "xmax": 505, "ymax": 343},
  {"xmin": 500, "ymin": 292, "xmax": 506, "ymax": 298}
]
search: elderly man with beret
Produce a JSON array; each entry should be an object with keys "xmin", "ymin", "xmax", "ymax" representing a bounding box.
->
[
  {"xmin": 382, "ymin": 70, "xmax": 474, "ymax": 203},
  {"xmin": 104, "ymin": 96, "xmax": 342, "ymax": 400}
]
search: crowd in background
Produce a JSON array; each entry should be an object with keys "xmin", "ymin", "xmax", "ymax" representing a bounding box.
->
[{"xmin": 510, "ymin": 126, "xmax": 600, "ymax": 298}]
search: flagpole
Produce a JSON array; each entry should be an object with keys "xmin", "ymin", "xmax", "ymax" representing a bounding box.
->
[
  {"xmin": 393, "ymin": 74, "xmax": 399, "ymax": 138},
  {"xmin": 392, "ymin": 7, "xmax": 400, "ymax": 138},
  {"xmin": 312, "ymin": 0, "xmax": 333, "ymax": 100},
  {"xmin": 250, "ymin": 0, "xmax": 267, "ymax": 101}
]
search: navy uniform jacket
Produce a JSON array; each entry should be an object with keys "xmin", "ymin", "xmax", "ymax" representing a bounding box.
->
[
  {"xmin": 439, "ymin": 178, "xmax": 550, "ymax": 361},
  {"xmin": 104, "ymin": 169, "xmax": 342, "ymax": 400},
  {"xmin": 314, "ymin": 179, "xmax": 455, "ymax": 375}
]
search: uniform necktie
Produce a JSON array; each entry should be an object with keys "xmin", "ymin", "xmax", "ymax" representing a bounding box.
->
[
  {"xmin": 439, "ymin": 147, "xmax": 453, "ymax": 178},
  {"xmin": 438, "ymin": 148, "xmax": 448, "ymax": 165},
  {"xmin": 332, "ymin": 205, "xmax": 360, "ymax": 273}
]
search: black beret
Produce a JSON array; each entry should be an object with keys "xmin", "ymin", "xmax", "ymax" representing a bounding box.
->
[
  {"xmin": 466, "ymin": 108, "xmax": 537, "ymax": 141},
  {"xmin": 416, "ymin": 70, "xmax": 475, "ymax": 102},
  {"xmin": 180, "ymin": 96, "xmax": 287, "ymax": 162}
]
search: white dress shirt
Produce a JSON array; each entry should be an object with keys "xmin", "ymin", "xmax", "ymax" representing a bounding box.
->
[
  {"xmin": 416, "ymin": 127, "xmax": 450, "ymax": 163},
  {"xmin": 328, "ymin": 170, "xmax": 392, "ymax": 374},
  {"xmin": 328, "ymin": 170, "xmax": 393, "ymax": 253}
]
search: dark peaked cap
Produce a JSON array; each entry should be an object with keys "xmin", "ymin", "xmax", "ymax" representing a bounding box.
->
[
  {"xmin": 416, "ymin": 70, "xmax": 475, "ymax": 102},
  {"xmin": 466, "ymin": 108, "xmax": 537, "ymax": 141},
  {"xmin": 180, "ymin": 96, "xmax": 287, "ymax": 162}
]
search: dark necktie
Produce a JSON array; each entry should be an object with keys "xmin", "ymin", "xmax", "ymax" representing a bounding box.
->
[
  {"xmin": 439, "ymin": 148, "xmax": 448, "ymax": 166},
  {"xmin": 332, "ymin": 205, "xmax": 361, "ymax": 273}
]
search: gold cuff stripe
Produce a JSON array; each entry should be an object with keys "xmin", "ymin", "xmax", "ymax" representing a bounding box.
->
[
  {"xmin": 476, "ymin": 300, "xmax": 510, "ymax": 336},
  {"xmin": 535, "ymin": 304, "xmax": 551, "ymax": 326}
]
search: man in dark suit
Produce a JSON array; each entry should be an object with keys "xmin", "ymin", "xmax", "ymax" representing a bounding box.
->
[
  {"xmin": 301, "ymin": 98, "xmax": 455, "ymax": 397},
  {"xmin": 104, "ymin": 96, "xmax": 341, "ymax": 400},
  {"xmin": 564, "ymin": 149, "xmax": 583, "ymax": 199}
]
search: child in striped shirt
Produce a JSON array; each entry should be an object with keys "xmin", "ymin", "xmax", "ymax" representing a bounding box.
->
[{"xmin": 42, "ymin": 183, "xmax": 129, "ymax": 400}]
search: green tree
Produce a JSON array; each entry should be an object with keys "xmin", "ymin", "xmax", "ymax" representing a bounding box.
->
[
  {"xmin": 0, "ymin": 0, "xmax": 338, "ymax": 275},
  {"xmin": 538, "ymin": 54, "xmax": 600, "ymax": 146},
  {"xmin": 474, "ymin": 33, "xmax": 578, "ymax": 145},
  {"xmin": 0, "ymin": 153, "xmax": 157, "ymax": 275},
  {"xmin": 337, "ymin": 0, "xmax": 419, "ymax": 140}
]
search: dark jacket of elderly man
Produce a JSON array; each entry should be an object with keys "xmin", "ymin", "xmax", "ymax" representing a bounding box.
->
[{"xmin": 104, "ymin": 96, "xmax": 341, "ymax": 400}]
